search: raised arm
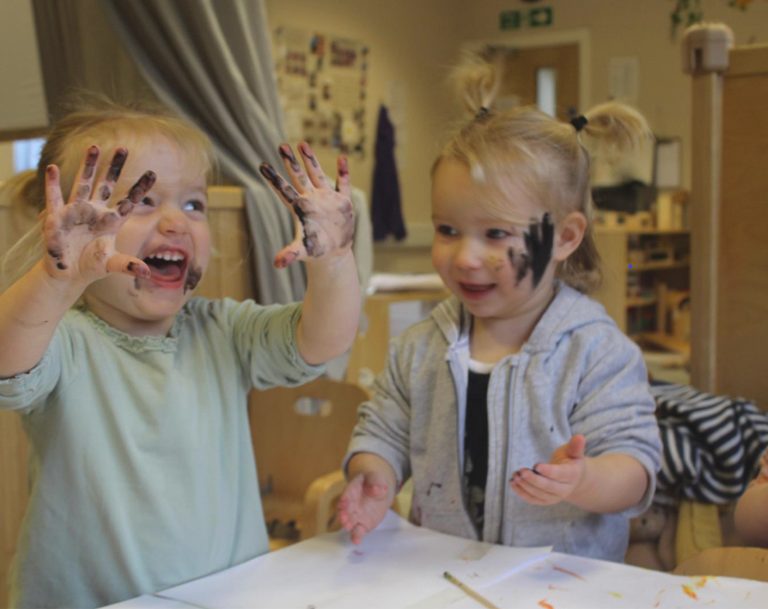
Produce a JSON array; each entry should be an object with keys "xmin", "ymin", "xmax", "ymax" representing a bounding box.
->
[
  {"xmin": 259, "ymin": 142, "xmax": 360, "ymax": 365},
  {"xmin": 0, "ymin": 147, "xmax": 154, "ymax": 377}
]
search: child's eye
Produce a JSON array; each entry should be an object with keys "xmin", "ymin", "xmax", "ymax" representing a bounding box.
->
[
  {"xmin": 486, "ymin": 228, "xmax": 511, "ymax": 240},
  {"xmin": 436, "ymin": 224, "xmax": 457, "ymax": 237},
  {"xmin": 140, "ymin": 196, "xmax": 156, "ymax": 207},
  {"xmin": 183, "ymin": 199, "xmax": 206, "ymax": 213}
]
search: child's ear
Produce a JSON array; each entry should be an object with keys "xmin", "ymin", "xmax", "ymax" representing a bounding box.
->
[{"xmin": 552, "ymin": 211, "xmax": 587, "ymax": 262}]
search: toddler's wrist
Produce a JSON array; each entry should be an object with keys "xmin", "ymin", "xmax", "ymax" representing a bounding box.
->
[{"xmin": 36, "ymin": 261, "xmax": 90, "ymax": 299}]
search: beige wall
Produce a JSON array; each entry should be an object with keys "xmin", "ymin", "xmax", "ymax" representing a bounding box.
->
[
  {"xmin": 266, "ymin": 0, "xmax": 768, "ymax": 250},
  {"xmin": 0, "ymin": 143, "xmax": 13, "ymax": 180},
  {"xmin": 5, "ymin": 1, "xmax": 767, "ymax": 247},
  {"xmin": 265, "ymin": 0, "xmax": 461, "ymax": 248}
]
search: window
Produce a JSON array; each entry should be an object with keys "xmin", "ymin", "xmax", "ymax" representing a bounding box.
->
[
  {"xmin": 536, "ymin": 68, "xmax": 556, "ymax": 117},
  {"xmin": 13, "ymin": 137, "xmax": 45, "ymax": 173}
]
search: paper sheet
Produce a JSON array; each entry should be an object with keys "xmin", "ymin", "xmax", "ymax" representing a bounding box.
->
[
  {"xmin": 156, "ymin": 511, "xmax": 549, "ymax": 609},
  {"xmin": 448, "ymin": 552, "xmax": 768, "ymax": 609},
  {"xmin": 104, "ymin": 513, "xmax": 768, "ymax": 609}
]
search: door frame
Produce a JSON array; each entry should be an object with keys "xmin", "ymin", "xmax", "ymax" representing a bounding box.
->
[{"xmin": 464, "ymin": 28, "xmax": 591, "ymax": 112}]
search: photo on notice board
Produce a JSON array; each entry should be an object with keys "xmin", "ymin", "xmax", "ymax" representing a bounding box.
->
[{"xmin": 272, "ymin": 26, "xmax": 368, "ymax": 157}]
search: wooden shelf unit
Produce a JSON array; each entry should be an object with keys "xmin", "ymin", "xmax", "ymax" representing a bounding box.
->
[{"xmin": 593, "ymin": 227, "xmax": 690, "ymax": 357}]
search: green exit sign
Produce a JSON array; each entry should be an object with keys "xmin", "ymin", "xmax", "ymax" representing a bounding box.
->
[{"xmin": 500, "ymin": 6, "xmax": 553, "ymax": 30}]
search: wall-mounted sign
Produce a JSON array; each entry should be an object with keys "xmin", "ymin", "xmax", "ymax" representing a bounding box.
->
[{"xmin": 499, "ymin": 6, "xmax": 554, "ymax": 30}]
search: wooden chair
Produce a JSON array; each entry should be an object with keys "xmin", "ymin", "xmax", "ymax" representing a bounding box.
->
[
  {"xmin": 248, "ymin": 377, "xmax": 369, "ymax": 548},
  {"xmin": 673, "ymin": 547, "xmax": 768, "ymax": 582}
]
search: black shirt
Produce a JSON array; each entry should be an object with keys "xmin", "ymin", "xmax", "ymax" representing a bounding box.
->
[{"xmin": 464, "ymin": 369, "xmax": 490, "ymax": 536}]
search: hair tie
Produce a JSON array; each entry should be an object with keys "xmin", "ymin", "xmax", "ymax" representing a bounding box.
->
[
  {"xmin": 475, "ymin": 106, "xmax": 490, "ymax": 121},
  {"xmin": 570, "ymin": 115, "xmax": 588, "ymax": 132}
]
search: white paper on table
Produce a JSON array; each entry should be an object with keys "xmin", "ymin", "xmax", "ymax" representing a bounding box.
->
[
  {"xmin": 102, "ymin": 594, "xmax": 193, "ymax": 609},
  {"xmin": 158, "ymin": 511, "xmax": 551, "ymax": 609},
  {"xmin": 447, "ymin": 551, "xmax": 768, "ymax": 609}
]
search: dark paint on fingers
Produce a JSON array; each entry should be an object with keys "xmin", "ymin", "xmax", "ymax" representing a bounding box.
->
[
  {"xmin": 278, "ymin": 145, "xmax": 301, "ymax": 173},
  {"xmin": 126, "ymin": 171, "xmax": 156, "ymax": 205},
  {"xmin": 259, "ymin": 163, "xmax": 300, "ymax": 203},
  {"xmin": 105, "ymin": 149, "xmax": 128, "ymax": 183},
  {"xmin": 82, "ymin": 146, "xmax": 99, "ymax": 180},
  {"xmin": 298, "ymin": 142, "xmax": 319, "ymax": 168},
  {"xmin": 116, "ymin": 199, "xmax": 134, "ymax": 216}
]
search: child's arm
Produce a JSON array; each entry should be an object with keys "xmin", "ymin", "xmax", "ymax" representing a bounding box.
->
[
  {"xmin": 259, "ymin": 143, "xmax": 360, "ymax": 365},
  {"xmin": 337, "ymin": 452, "xmax": 398, "ymax": 544},
  {"xmin": 734, "ymin": 452, "xmax": 768, "ymax": 546},
  {"xmin": 511, "ymin": 435, "xmax": 650, "ymax": 513},
  {"xmin": 0, "ymin": 148, "xmax": 153, "ymax": 378}
]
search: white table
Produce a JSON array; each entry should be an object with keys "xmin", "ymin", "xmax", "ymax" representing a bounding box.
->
[{"xmin": 105, "ymin": 512, "xmax": 768, "ymax": 609}]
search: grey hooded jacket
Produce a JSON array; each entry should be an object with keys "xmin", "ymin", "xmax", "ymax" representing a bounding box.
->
[{"xmin": 346, "ymin": 283, "xmax": 661, "ymax": 561}]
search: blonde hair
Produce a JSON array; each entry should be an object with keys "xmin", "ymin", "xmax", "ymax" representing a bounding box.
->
[
  {"xmin": 0, "ymin": 93, "xmax": 215, "ymax": 292},
  {"xmin": 436, "ymin": 48, "xmax": 653, "ymax": 293}
]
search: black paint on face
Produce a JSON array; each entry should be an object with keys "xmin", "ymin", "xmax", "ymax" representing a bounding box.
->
[
  {"xmin": 184, "ymin": 264, "xmax": 203, "ymax": 293},
  {"xmin": 508, "ymin": 213, "xmax": 554, "ymax": 288}
]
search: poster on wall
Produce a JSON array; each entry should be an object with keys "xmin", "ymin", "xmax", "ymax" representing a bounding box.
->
[{"xmin": 273, "ymin": 26, "xmax": 368, "ymax": 157}]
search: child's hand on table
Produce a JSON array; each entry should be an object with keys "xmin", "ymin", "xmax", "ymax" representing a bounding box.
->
[{"xmin": 337, "ymin": 470, "xmax": 393, "ymax": 544}]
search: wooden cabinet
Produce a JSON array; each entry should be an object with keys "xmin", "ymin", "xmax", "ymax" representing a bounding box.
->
[{"xmin": 593, "ymin": 228, "xmax": 691, "ymax": 357}]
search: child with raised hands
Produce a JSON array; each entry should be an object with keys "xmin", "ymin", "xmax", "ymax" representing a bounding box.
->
[
  {"xmin": 0, "ymin": 96, "xmax": 360, "ymax": 609},
  {"xmin": 338, "ymin": 52, "xmax": 661, "ymax": 562}
]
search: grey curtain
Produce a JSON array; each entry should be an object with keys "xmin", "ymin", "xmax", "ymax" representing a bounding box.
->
[
  {"xmin": 101, "ymin": 0, "xmax": 304, "ymax": 304},
  {"xmin": 31, "ymin": 0, "xmax": 159, "ymax": 120}
]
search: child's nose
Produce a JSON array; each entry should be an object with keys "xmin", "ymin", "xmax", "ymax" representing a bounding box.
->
[
  {"xmin": 157, "ymin": 205, "xmax": 189, "ymax": 235},
  {"xmin": 454, "ymin": 239, "xmax": 483, "ymax": 269}
]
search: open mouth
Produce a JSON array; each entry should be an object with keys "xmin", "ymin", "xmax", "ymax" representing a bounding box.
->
[
  {"xmin": 458, "ymin": 282, "xmax": 496, "ymax": 300},
  {"xmin": 142, "ymin": 249, "xmax": 189, "ymax": 286}
]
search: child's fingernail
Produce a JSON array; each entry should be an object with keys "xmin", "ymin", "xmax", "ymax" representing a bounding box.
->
[{"xmin": 532, "ymin": 465, "xmax": 542, "ymax": 475}]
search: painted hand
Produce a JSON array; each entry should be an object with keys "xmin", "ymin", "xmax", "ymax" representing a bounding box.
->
[
  {"xmin": 509, "ymin": 434, "xmax": 587, "ymax": 506},
  {"xmin": 42, "ymin": 145, "xmax": 155, "ymax": 284},
  {"xmin": 259, "ymin": 142, "xmax": 355, "ymax": 269},
  {"xmin": 337, "ymin": 471, "xmax": 392, "ymax": 544}
]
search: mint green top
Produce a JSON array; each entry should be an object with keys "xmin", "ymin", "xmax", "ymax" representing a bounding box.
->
[{"xmin": 0, "ymin": 297, "xmax": 323, "ymax": 609}]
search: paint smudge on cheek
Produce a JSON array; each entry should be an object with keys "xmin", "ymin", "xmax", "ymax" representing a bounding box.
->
[
  {"xmin": 507, "ymin": 213, "xmax": 554, "ymax": 288},
  {"xmin": 184, "ymin": 263, "xmax": 203, "ymax": 293},
  {"xmin": 507, "ymin": 245, "xmax": 530, "ymax": 286},
  {"xmin": 486, "ymin": 255, "xmax": 505, "ymax": 272}
]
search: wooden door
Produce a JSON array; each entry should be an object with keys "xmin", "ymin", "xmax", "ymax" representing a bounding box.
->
[
  {"xmin": 688, "ymin": 41, "xmax": 768, "ymax": 410},
  {"xmin": 716, "ymin": 46, "xmax": 768, "ymax": 408},
  {"xmin": 493, "ymin": 43, "xmax": 580, "ymax": 120}
]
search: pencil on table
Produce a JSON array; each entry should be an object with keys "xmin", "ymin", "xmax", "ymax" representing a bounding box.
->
[{"xmin": 443, "ymin": 571, "xmax": 501, "ymax": 609}]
